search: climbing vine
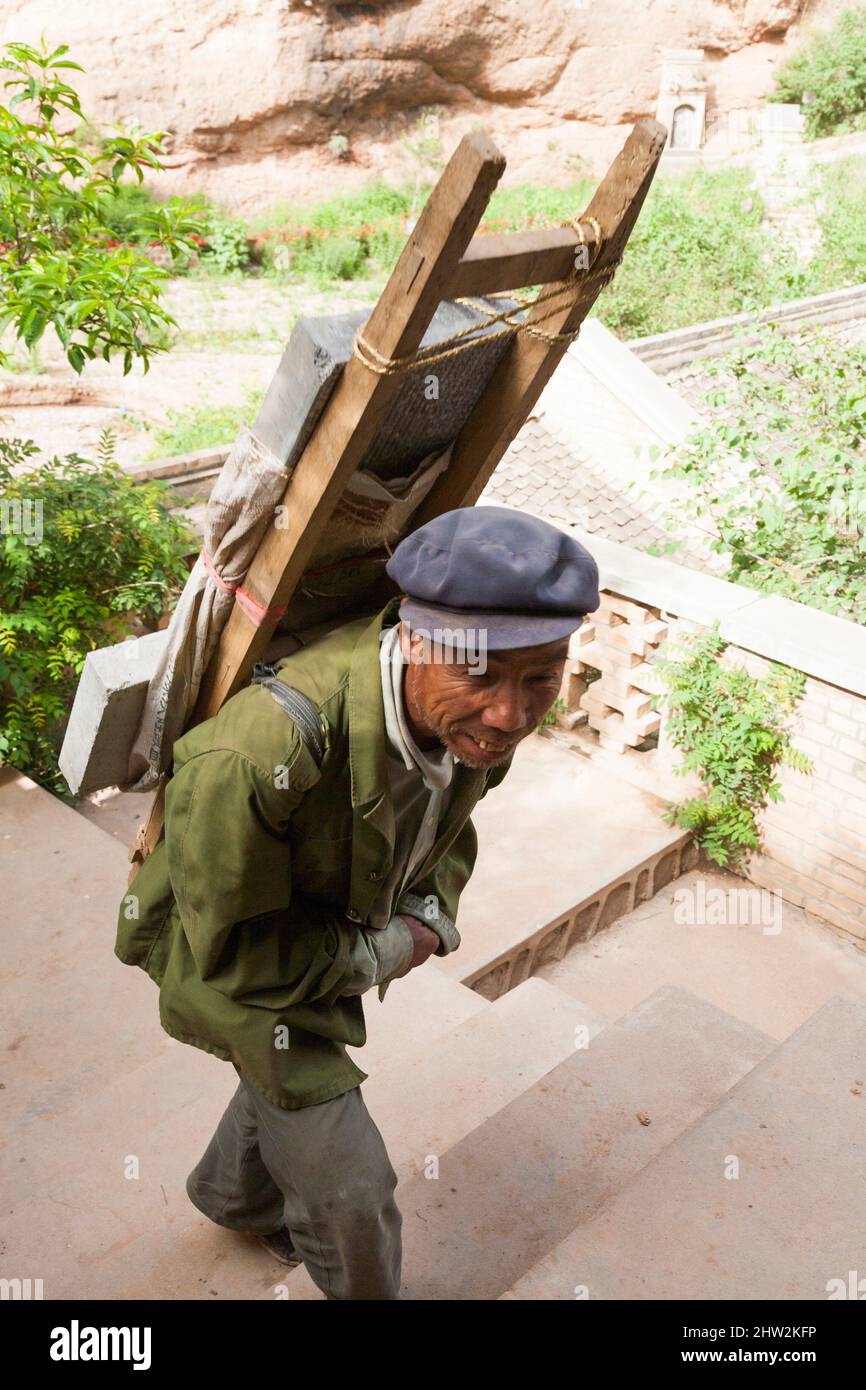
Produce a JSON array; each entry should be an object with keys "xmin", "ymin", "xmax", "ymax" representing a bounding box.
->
[{"xmin": 655, "ymin": 624, "xmax": 813, "ymax": 870}]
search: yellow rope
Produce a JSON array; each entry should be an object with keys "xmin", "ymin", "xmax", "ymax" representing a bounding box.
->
[{"xmin": 352, "ymin": 216, "xmax": 620, "ymax": 377}]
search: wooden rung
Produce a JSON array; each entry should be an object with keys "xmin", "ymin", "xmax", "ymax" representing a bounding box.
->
[
  {"xmin": 449, "ymin": 225, "xmax": 599, "ymax": 298},
  {"xmin": 411, "ymin": 119, "xmax": 667, "ymax": 527}
]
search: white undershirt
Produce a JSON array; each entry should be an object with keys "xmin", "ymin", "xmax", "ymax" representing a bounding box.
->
[{"xmin": 366, "ymin": 624, "xmax": 456, "ymax": 928}]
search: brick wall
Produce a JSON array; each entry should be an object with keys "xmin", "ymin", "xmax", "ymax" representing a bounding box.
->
[
  {"xmin": 561, "ymin": 593, "xmax": 866, "ymax": 953},
  {"xmin": 750, "ymin": 671, "xmax": 866, "ymax": 950}
]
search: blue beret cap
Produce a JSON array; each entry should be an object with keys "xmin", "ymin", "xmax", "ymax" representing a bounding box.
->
[{"xmin": 385, "ymin": 505, "xmax": 600, "ymax": 650}]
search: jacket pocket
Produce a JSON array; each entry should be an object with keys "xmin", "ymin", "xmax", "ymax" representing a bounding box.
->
[{"xmin": 288, "ymin": 828, "xmax": 354, "ymax": 909}]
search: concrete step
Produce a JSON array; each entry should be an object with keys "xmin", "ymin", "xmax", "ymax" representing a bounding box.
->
[
  {"xmin": 57, "ymin": 977, "xmax": 597, "ymax": 1299},
  {"xmin": 0, "ymin": 966, "xmax": 488, "ymax": 1211},
  {"xmin": 503, "ymin": 994, "xmax": 866, "ymax": 1300},
  {"xmin": 0, "ymin": 768, "xmax": 170, "ymax": 1125},
  {"xmin": 2, "ymin": 768, "xmax": 486, "ymax": 1124},
  {"xmin": 287, "ymin": 984, "xmax": 774, "ymax": 1300},
  {"xmin": 0, "ymin": 963, "xmax": 491, "ymax": 1299},
  {"xmin": 346, "ymin": 963, "xmax": 487, "ymax": 1078},
  {"xmin": 536, "ymin": 865, "xmax": 866, "ymax": 1043},
  {"xmin": 1, "ymin": 766, "xmax": 128, "ymax": 976},
  {"xmin": 0, "ymin": 764, "xmax": 498, "ymax": 1297},
  {"xmin": 77, "ymin": 786, "xmax": 154, "ymax": 844},
  {"xmin": 281, "ymin": 977, "xmax": 607, "ymax": 1298},
  {"xmin": 363, "ymin": 978, "xmax": 606, "ymax": 1177},
  {"xmin": 433, "ymin": 734, "xmax": 694, "ymax": 1001}
]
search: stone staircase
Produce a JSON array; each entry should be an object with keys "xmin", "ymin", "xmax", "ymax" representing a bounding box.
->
[
  {"xmin": 3, "ymin": 749, "xmax": 866, "ymax": 1301},
  {"xmin": 503, "ymin": 995, "xmax": 866, "ymax": 1301}
]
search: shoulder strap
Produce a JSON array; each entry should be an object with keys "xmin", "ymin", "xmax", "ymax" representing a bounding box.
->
[{"xmin": 251, "ymin": 662, "xmax": 327, "ymax": 767}]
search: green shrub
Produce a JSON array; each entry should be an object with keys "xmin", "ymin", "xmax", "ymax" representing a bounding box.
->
[
  {"xmin": 99, "ymin": 184, "xmax": 251, "ymax": 274},
  {"xmin": 200, "ymin": 216, "xmax": 251, "ymax": 274},
  {"xmin": 656, "ymin": 624, "xmax": 813, "ymax": 870},
  {"xmin": 0, "ymin": 39, "xmax": 203, "ymax": 373},
  {"xmin": 97, "ymin": 184, "xmax": 207, "ymax": 242},
  {"xmin": 0, "ymin": 431, "xmax": 193, "ymax": 795},
  {"xmin": 772, "ymin": 6, "xmax": 866, "ymax": 138},
  {"xmin": 648, "ymin": 322, "xmax": 866, "ymax": 622}
]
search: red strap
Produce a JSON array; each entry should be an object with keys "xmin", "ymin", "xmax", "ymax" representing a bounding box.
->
[{"xmin": 200, "ymin": 549, "xmax": 288, "ymax": 628}]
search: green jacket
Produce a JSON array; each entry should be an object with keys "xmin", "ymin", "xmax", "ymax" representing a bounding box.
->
[{"xmin": 115, "ymin": 595, "xmax": 513, "ymax": 1109}]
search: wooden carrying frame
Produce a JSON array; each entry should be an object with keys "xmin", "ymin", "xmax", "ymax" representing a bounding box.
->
[{"xmin": 129, "ymin": 118, "xmax": 667, "ymax": 881}]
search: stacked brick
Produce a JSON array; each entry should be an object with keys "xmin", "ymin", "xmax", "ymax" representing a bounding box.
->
[
  {"xmin": 562, "ymin": 593, "xmax": 669, "ymax": 753},
  {"xmin": 747, "ymin": 666, "xmax": 866, "ymax": 952}
]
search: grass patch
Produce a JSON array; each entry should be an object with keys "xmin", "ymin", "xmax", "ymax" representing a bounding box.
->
[
  {"xmin": 128, "ymin": 159, "xmax": 866, "ymax": 346},
  {"xmin": 148, "ymin": 388, "xmax": 264, "ymax": 458},
  {"xmin": 811, "ymin": 155, "xmax": 866, "ymax": 289},
  {"xmin": 250, "ymin": 180, "xmax": 414, "ymax": 286},
  {"xmin": 595, "ymin": 167, "xmax": 805, "ymax": 337}
]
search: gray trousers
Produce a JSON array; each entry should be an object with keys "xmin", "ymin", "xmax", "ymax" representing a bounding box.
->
[{"xmin": 186, "ymin": 1069, "xmax": 403, "ymax": 1300}]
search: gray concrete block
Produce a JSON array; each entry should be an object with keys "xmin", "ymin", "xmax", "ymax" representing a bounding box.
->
[
  {"xmin": 59, "ymin": 630, "xmax": 168, "ymax": 797},
  {"xmin": 255, "ymin": 297, "xmax": 520, "ymax": 481}
]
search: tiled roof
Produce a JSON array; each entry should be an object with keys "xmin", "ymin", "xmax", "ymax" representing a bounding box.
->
[{"xmin": 480, "ymin": 412, "xmax": 670, "ymax": 551}]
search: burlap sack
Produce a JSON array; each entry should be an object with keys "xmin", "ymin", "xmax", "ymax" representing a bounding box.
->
[
  {"xmin": 312, "ymin": 443, "xmax": 452, "ymax": 568},
  {"xmin": 125, "ymin": 425, "xmax": 290, "ymax": 790}
]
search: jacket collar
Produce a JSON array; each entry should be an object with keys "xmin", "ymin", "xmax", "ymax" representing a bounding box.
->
[
  {"xmin": 348, "ymin": 595, "xmax": 401, "ymax": 811},
  {"xmin": 345, "ymin": 596, "xmax": 488, "ymax": 920}
]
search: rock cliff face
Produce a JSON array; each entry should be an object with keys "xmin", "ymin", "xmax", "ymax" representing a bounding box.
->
[{"xmin": 0, "ymin": 0, "xmax": 845, "ymax": 211}]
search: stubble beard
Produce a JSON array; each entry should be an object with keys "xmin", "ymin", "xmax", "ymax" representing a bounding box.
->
[{"xmin": 408, "ymin": 663, "xmax": 515, "ymax": 770}]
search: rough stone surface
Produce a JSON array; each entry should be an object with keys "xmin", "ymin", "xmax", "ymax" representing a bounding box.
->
[
  {"xmin": 0, "ymin": 1, "xmax": 842, "ymax": 211},
  {"xmin": 259, "ymin": 297, "xmax": 519, "ymax": 480}
]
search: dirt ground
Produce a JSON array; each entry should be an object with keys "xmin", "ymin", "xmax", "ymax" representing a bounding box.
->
[{"xmin": 0, "ymin": 273, "xmax": 387, "ymax": 468}]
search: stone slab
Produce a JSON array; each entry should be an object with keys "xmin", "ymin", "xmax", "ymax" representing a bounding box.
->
[
  {"xmin": 504, "ymin": 994, "xmax": 866, "ymax": 1300},
  {"xmin": 58, "ymin": 630, "xmax": 167, "ymax": 796},
  {"xmin": 389, "ymin": 985, "xmax": 773, "ymax": 1300},
  {"xmin": 256, "ymin": 297, "xmax": 519, "ymax": 481}
]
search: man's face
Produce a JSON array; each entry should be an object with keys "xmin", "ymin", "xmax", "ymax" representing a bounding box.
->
[{"xmin": 399, "ymin": 620, "xmax": 571, "ymax": 770}]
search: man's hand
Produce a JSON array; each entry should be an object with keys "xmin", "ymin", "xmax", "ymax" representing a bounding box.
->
[{"xmin": 395, "ymin": 914, "xmax": 439, "ymax": 976}]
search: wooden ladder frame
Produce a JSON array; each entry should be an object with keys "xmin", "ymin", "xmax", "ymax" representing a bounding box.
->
[{"xmin": 129, "ymin": 117, "xmax": 666, "ymax": 880}]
